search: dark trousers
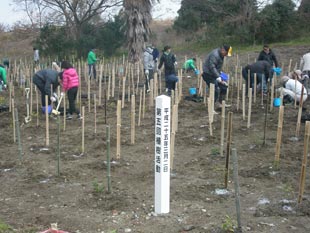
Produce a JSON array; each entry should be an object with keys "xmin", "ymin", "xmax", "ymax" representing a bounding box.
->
[
  {"xmin": 202, "ymin": 72, "xmax": 219, "ymax": 102},
  {"xmin": 241, "ymin": 69, "xmax": 263, "ymax": 93},
  {"xmin": 67, "ymin": 87, "xmax": 79, "ymax": 115},
  {"xmin": 144, "ymin": 69, "xmax": 154, "ymax": 90},
  {"xmin": 165, "ymin": 74, "xmax": 179, "ymax": 93},
  {"xmin": 88, "ymin": 64, "xmax": 96, "ymax": 79}
]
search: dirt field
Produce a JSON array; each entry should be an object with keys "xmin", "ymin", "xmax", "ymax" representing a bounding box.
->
[{"xmin": 1, "ymin": 45, "xmax": 310, "ymax": 233}]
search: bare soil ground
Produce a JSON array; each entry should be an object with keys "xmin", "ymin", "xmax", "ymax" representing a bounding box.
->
[{"xmin": 1, "ymin": 45, "xmax": 310, "ymax": 233}]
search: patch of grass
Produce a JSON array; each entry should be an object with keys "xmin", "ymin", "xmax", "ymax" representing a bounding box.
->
[
  {"xmin": 92, "ymin": 180, "xmax": 105, "ymax": 194},
  {"xmin": 211, "ymin": 147, "xmax": 220, "ymax": 156},
  {"xmin": 222, "ymin": 215, "xmax": 236, "ymax": 233},
  {"xmin": 0, "ymin": 219, "xmax": 12, "ymax": 232}
]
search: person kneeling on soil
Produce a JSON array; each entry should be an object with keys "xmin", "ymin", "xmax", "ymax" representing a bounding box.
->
[
  {"xmin": 60, "ymin": 61, "xmax": 81, "ymax": 120},
  {"xmin": 0, "ymin": 64, "xmax": 7, "ymax": 90},
  {"xmin": 183, "ymin": 58, "xmax": 199, "ymax": 77},
  {"xmin": 278, "ymin": 76, "xmax": 307, "ymax": 105},
  {"xmin": 33, "ymin": 69, "xmax": 60, "ymax": 114}
]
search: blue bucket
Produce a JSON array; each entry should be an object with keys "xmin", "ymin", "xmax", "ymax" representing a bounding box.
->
[
  {"xmin": 273, "ymin": 98, "xmax": 281, "ymax": 107},
  {"xmin": 189, "ymin": 87, "xmax": 197, "ymax": 95}
]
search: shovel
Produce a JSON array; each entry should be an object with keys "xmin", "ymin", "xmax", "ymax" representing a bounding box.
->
[
  {"xmin": 52, "ymin": 94, "xmax": 63, "ymax": 116},
  {"xmin": 24, "ymin": 88, "xmax": 31, "ymax": 123}
]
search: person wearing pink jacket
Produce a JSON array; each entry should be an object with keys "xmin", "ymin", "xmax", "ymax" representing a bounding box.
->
[{"xmin": 60, "ymin": 61, "xmax": 81, "ymax": 120}]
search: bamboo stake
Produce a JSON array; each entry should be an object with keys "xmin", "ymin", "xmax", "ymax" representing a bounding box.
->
[
  {"xmin": 232, "ymin": 148, "xmax": 242, "ymax": 232},
  {"xmin": 127, "ymin": 85, "xmax": 131, "ymax": 102},
  {"xmin": 149, "ymin": 79, "xmax": 154, "ymax": 107},
  {"xmin": 220, "ymin": 100, "xmax": 226, "ymax": 157},
  {"xmin": 208, "ymin": 97, "xmax": 213, "ymax": 136},
  {"xmin": 82, "ymin": 106, "xmax": 85, "ymax": 154},
  {"xmin": 99, "ymin": 65, "xmax": 103, "ymax": 105},
  {"xmin": 263, "ymin": 89, "xmax": 269, "ymax": 145},
  {"xmin": 294, "ymin": 76, "xmax": 297, "ymax": 108},
  {"xmin": 242, "ymin": 84, "xmax": 246, "ymax": 120},
  {"xmin": 270, "ymin": 78, "xmax": 274, "ymax": 112},
  {"xmin": 94, "ymin": 93, "xmax": 97, "ymax": 134},
  {"xmin": 36, "ymin": 87, "xmax": 39, "ymax": 127},
  {"xmin": 12, "ymin": 98, "xmax": 16, "ymax": 142},
  {"xmin": 295, "ymin": 86, "xmax": 304, "ymax": 137},
  {"xmin": 88, "ymin": 74, "xmax": 91, "ymax": 112},
  {"xmin": 15, "ymin": 108, "xmax": 23, "ymax": 161},
  {"xmin": 63, "ymin": 93, "xmax": 66, "ymax": 131},
  {"xmin": 170, "ymin": 104, "xmax": 177, "ymax": 170},
  {"xmin": 138, "ymin": 89, "xmax": 142, "ymax": 126},
  {"xmin": 106, "ymin": 125, "xmax": 111, "ymax": 193},
  {"xmin": 298, "ymin": 121, "xmax": 310, "ymax": 204},
  {"xmin": 57, "ymin": 114, "xmax": 60, "ymax": 176},
  {"xmin": 45, "ymin": 95, "xmax": 49, "ymax": 146},
  {"xmin": 9, "ymin": 81, "xmax": 12, "ymax": 112},
  {"xmin": 247, "ymin": 88, "xmax": 252, "ymax": 128},
  {"xmin": 209, "ymin": 83, "xmax": 215, "ymax": 122},
  {"xmin": 131, "ymin": 95, "xmax": 135, "ymax": 144},
  {"xmin": 122, "ymin": 77, "xmax": 126, "ymax": 108},
  {"xmin": 274, "ymin": 106, "xmax": 284, "ymax": 167},
  {"xmin": 116, "ymin": 100, "xmax": 121, "ymax": 159},
  {"xmin": 253, "ymin": 73, "xmax": 257, "ymax": 103},
  {"xmin": 224, "ymin": 112, "xmax": 233, "ymax": 188}
]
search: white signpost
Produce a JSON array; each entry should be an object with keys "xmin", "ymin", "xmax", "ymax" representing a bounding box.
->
[{"xmin": 154, "ymin": 95, "xmax": 171, "ymax": 214}]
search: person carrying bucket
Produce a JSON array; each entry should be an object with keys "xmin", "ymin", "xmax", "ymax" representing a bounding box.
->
[{"xmin": 202, "ymin": 44, "xmax": 232, "ymax": 110}]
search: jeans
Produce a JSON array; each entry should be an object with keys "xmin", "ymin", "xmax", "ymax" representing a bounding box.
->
[
  {"xmin": 67, "ymin": 87, "xmax": 79, "ymax": 115},
  {"xmin": 88, "ymin": 64, "xmax": 96, "ymax": 79}
]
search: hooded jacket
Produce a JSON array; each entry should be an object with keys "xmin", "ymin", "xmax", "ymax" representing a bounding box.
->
[
  {"xmin": 158, "ymin": 52, "xmax": 176, "ymax": 76},
  {"xmin": 202, "ymin": 48, "xmax": 224, "ymax": 79},
  {"xmin": 183, "ymin": 59, "xmax": 196, "ymax": 70},
  {"xmin": 62, "ymin": 68, "xmax": 79, "ymax": 91},
  {"xmin": 143, "ymin": 47, "xmax": 155, "ymax": 70},
  {"xmin": 257, "ymin": 49, "xmax": 279, "ymax": 67},
  {"xmin": 33, "ymin": 69, "xmax": 59, "ymax": 97},
  {"xmin": 87, "ymin": 50, "xmax": 97, "ymax": 65}
]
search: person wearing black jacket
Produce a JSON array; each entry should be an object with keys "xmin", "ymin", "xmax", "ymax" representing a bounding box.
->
[
  {"xmin": 158, "ymin": 45, "xmax": 178, "ymax": 96},
  {"xmin": 33, "ymin": 69, "xmax": 60, "ymax": 113},
  {"xmin": 242, "ymin": 60, "xmax": 272, "ymax": 94},
  {"xmin": 257, "ymin": 44, "xmax": 279, "ymax": 67}
]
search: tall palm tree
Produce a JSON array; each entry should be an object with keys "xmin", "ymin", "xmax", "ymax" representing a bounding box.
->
[{"xmin": 124, "ymin": 0, "xmax": 157, "ymax": 62}]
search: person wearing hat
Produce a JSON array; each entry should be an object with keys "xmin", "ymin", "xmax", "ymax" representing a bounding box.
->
[
  {"xmin": 242, "ymin": 60, "xmax": 272, "ymax": 95},
  {"xmin": 278, "ymin": 75, "xmax": 307, "ymax": 104},
  {"xmin": 158, "ymin": 45, "xmax": 178, "ymax": 96},
  {"xmin": 32, "ymin": 69, "xmax": 61, "ymax": 114},
  {"xmin": 202, "ymin": 44, "xmax": 232, "ymax": 110},
  {"xmin": 143, "ymin": 44, "xmax": 155, "ymax": 93}
]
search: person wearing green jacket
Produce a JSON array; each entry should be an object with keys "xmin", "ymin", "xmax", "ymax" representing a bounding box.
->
[
  {"xmin": 0, "ymin": 64, "xmax": 7, "ymax": 90},
  {"xmin": 87, "ymin": 48, "xmax": 97, "ymax": 80},
  {"xmin": 183, "ymin": 58, "xmax": 199, "ymax": 75}
]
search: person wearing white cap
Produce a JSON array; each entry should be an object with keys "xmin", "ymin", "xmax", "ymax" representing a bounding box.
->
[{"xmin": 279, "ymin": 76, "xmax": 307, "ymax": 104}]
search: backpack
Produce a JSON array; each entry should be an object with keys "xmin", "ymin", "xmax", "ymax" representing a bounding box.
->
[{"xmin": 164, "ymin": 53, "xmax": 176, "ymax": 70}]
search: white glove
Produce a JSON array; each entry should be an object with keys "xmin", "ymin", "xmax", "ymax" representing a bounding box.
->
[
  {"xmin": 60, "ymin": 92, "xmax": 64, "ymax": 97},
  {"xmin": 216, "ymin": 77, "xmax": 222, "ymax": 82},
  {"xmin": 222, "ymin": 81, "xmax": 228, "ymax": 86},
  {"xmin": 50, "ymin": 96, "xmax": 57, "ymax": 102},
  {"xmin": 174, "ymin": 62, "xmax": 178, "ymax": 66},
  {"xmin": 3, "ymin": 84, "xmax": 7, "ymax": 89},
  {"xmin": 145, "ymin": 69, "xmax": 149, "ymax": 75}
]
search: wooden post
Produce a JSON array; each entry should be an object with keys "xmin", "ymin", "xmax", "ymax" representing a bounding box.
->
[
  {"xmin": 15, "ymin": 108, "xmax": 23, "ymax": 161},
  {"xmin": 94, "ymin": 93, "xmax": 97, "ymax": 134},
  {"xmin": 274, "ymin": 106, "xmax": 284, "ymax": 167},
  {"xmin": 35, "ymin": 88, "xmax": 39, "ymax": 127},
  {"xmin": 63, "ymin": 93, "xmax": 66, "ymax": 131},
  {"xmin": 232, "ymin": 148, "xmax": 242, "ymax": 232},
  {"xmin": 82, "ymin": 106, "xmax": 85, "ymax": 154},
  {"xmin": 57, "ymin": 114, "xmax": 60, "ymax": 176},
  {"xmin": 247, "ymin": 88, "xmax": 252, "ymax": 128},
  {"xmin": 45, "ymin": 95, "xmax": 49, "ymax": 146},
  {"xmin": 170, "ymin": 104, "xmax": 177, "ymax": 171},
  {"xmin": 138, "ymin": 89, "xmax": 142, "ymax": 126},
  {"xmin": 253, "ymin": 73, "xmax": 257, "ymax": 103},
  {"xmin": 224, "ymin": 112, "xmax": 233, "ymax": 188},
  {"xmin": 122, "ymin": 77, "xmax": 126, "ymax": 108},
  {"xmin": 208, "ymin": 97, "xmax": 213, "ymax": 136},
  {"xmin": 106, "ymin": 125, "xmax": 112, "ymax": 193},
  {"xmin": 131, "ymin": 95, "xmax": 135, "ymax": 144},
  {"xmin": 116, "ymin": 100, "xmax": 121, "ymax": 159},
  {"xmin": 12, "ymin": 98, "xmax": 16, "ymax": 142},
  {"xmin": 270, "ymin": 78, "xmax": 274, "ymax": 112},
  {"xmin": 296, "ymin": 86, "xmax": 305, "ymax": 137},
  {"xmin": 242, "ymin": 84, "xmax": 245, "ymax": 120},
  {"xmin": 298, "ymin": 121, "xmax": 310, "ymax": 204},
  {"xmin": 220, "ymin": 100, "xmax": 226, "ymax": 157},
  {"xmin": 88, "ymin": 75, "xmax": 91, "ymax": 112},
  {"xmin": 143, "ymin": 85, "xmax": 146, "ymax": 118}
]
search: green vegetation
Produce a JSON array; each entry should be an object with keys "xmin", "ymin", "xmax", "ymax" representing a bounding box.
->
[
  {"xmin": 92, "ymin": 180, "xmax": 105, "ymax": 194},
  {"xmin": 222, "ymin": 215, "xmax": 237, "ymax": 233},
  {"xmin": 0, "ymin": 219, "xmax": 12, "ymax": 232}
]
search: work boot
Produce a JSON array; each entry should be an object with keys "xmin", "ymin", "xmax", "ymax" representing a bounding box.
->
[
  {"xmin": 66, "ymin": 113, "xmax": 72, "ymax": 120},
  {"xmin": 77, "ymin": 113, "xmax": 83, "ymax": 120}
]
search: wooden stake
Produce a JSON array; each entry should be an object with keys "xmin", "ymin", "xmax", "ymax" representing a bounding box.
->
[
  {"xmin": 253, "ymin": 73, "xmax": 257, "ymax": 103},
  {"xmin": 296, "ymin": 86, "xmax": 304, "ymax": 137},
  {"xmin": 106, "ymin": 125, "xmax": 112, "ymax": 193},
  {"xmin": 122, "ymin": 77, "xmax": 126, "ymax": 108},
  {"xmin": 116, "ymin": 100, "xmax": 121, "ymax": 159},
  {"xmin": 247, "ymin": 88, "xmax": 252, "ymax": 128},
  {"xmin": 143, "ymin": 85, "xmax": 146, "ymax": 118},
  {"xmin": 15, "ymin": 108, "xmax": 23, "ymax": 161},
  {"xmin": 242, "ymin": 84, "xmax": 245, "ymax": 120},
  {"xmin": 138, "ymin": 89, "xmax": 142, "ymax": 126},
  {"xmin": 131, "ymin": 95, "xmax": 135, "ymax": 144},
  {"xmin": 63, "ymin": 93, "xmax": 66, "ymax": 131},
  {"xmin": 274, "ymin": 106, "xmax": 284, "ymax": 166},
  {"xmin": 12, "ymin": 98, "xmax": 16, "ymax": 142},
  {"xmin": 220, "ymin": 100, "xmax": 226, "ymax": 157},
  {"xmin": 208, "ymin": 97, "xmax": 213, "ymax": 136},
  {"xmin": 82, "ymin": 106, "xmax": 85, "ymax": 154},
  {"xmin": 94, "ymin": 93, "xmax": 97, "ymax": 134},
  {"xmin": 232, "ymin": 148, "xmax": 242, "ymax": 231},
  {"xmin": 224, "ymin": 112, "xmax": 233, "ymax": 188},
  {"xmin": 298, "ymin": 121, "xmax": 310, "ymax": 204},
  {"xmin": 45, "ymin": 95, "xmax": 49, "ymax": 146}
]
